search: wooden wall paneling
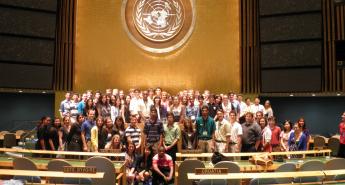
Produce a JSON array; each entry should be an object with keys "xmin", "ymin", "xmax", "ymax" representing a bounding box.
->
[
  {"xmin": 323, "ymin": 0, "xmax": 345, "ymax": 92},
  {"xmin": 54, "ymin": 0, "xmax": 75, "ymax": 91},
  {"xmin": 241, "ymin": 0, "xmax": 260, "ymax": 93}
]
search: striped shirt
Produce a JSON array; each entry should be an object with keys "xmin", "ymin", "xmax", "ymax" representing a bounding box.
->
[
  {"xmin": 125, "ymin": 126, "xmax": 141, "ymax": 147},
  {"xmin": 144, "ymin": 120, "xmax": 163, "ymax": 144}
]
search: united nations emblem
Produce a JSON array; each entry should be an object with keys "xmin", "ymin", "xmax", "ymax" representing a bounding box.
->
[{"xmin": 122, "ymin": 0, "xmax": 195, "ymax": 53}]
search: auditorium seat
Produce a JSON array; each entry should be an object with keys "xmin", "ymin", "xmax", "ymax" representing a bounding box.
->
[
  {"xmin": 249, "ymin": 177, "xmax": 277, "ymax": 185},
  {"xmin": 47, "ymin": 159, "xmax": 71, "ymax": 184},
  {"xmin": 328, "ymin": 137, "xmax": 340, "ymax": 157},
  {"xmin": 295, "ymin": 160, "xmax": 324, "ymax": 183},
  {"xmin": 15, "ymin": 130, "xmax": 25, "ymax": 137},
  {"xmin": 324, "ymin": 158, "xmax": 345, "ymax": 181},
  {"xmin": 214, "ymin": 161, "xmax": 240, "ymax": 185},
  {"xmin": 86, "ymin": 156, "xmax": 115, "ymax": 185},
  {"xmin": 198, "ymin": 179, "xmax": 227, "ymax": 185},
  {"xmin": 13, "ymin": 157, "xmax": 41, "ymax": 183},
  {"xmin": 178, "ymin": 159, "xmax": 205, "ymax": 185},
  {"xmin": 47, "ymin": 159, "xmax": 91, "ymax": 184},
  {"xmin": 275, "ymin": 163, "xmax": 296, "ymax": 184},
  {"xmin": 313, "ymin": 136, "xmax": 326, "ymax": 150}
]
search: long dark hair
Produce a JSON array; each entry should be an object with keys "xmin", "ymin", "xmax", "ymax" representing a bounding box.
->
[
  {"xmin": 183, "ymin": 117, "xmax": 194, "ymax": 133},
  {"xmin": 114, "ymin": 116, "xmax": 125, "ymax": 131},
  {"xmin": 297, "ymin": 117, "xmax": 307, "ymax": 130},
  {"xmin": 282, "ymin": 120, "xmax": 293, "ymax": 132},
  {"xmin": 85, "ymin": 98, "xmax": 94, "ymax": 110}
]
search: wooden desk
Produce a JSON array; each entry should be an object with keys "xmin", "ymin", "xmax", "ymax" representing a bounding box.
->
[
  {"xmin": 175, "ymin": 156, "xmax": 333, "ymax": 173},
  {"xmin": 324, "ymin": 169, "xmax": 345, "ymax": 176},
  {"xmin": 0, "ymin": 169, "xmax": 104, "ymax": 179},
  {"xmin": 176, "ymin": 149, "xmax": 331, "ymax": 159},
  {"xmin": 187, "ymin": 171, "xmax": 325, "ymax": 180},
  {"xmin": 0, "ymin": 148, "xmax": 125, "ymax": 157},
  {"xmin": 0, "ymin": 156, "xmax": 124, "ymax": 174}
]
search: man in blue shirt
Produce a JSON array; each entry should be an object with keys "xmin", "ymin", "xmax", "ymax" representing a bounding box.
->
[
  {"xmin": 196, "ymin": 105, "xmax": 216, "ymax": 152},
  {"xmin": 81, "ymin": 109, "xmax": 96, "ymax": 151},
  {"xmin": 77, "ymin": 93, "xmax": 87, "ymax": 115}
]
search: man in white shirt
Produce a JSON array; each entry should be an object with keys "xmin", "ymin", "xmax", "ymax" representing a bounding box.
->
[
  {"xmin": 214, "ymin": 109, "xmax": 231, "ymax": 152},
  {"xmin": 250, "ymin": 97, "xmax": 265, "ymax": 115},
  {"xmin": 129, "ymin": 89, "xmax": 145, "ymax": 116},
  {"xmin": 139, "ymin": 90, "xmax": 153, "ymax": 121},
  {"xmin": 229, "ymin": 110, "xmax": 243, "ymax": 156}
]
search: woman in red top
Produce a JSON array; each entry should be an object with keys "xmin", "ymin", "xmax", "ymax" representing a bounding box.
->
[{"xmin": 338, "ymin": 112, "xmax": 345, "ymax": 158}]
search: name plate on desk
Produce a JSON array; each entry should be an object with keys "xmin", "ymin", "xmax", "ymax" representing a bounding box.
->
[
  {"xmin": 99, "ymin": 149, "xmax": 121, "ymax": 153},
  {"xmin": 180, "ymin": 149, "xmax": 202, "ymax": 153},
  {"xmin": 195, "ymin": 168, "xmax": 228, "ymax": 175},
  {"xmin": 63, "ymin": 166, "xmax": 97, "ymax": 174}
]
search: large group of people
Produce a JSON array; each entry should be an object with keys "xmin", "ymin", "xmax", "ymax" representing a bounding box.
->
[{"xmin": 33, "ymin": 88, "xmax": 344, "ymax": 185}]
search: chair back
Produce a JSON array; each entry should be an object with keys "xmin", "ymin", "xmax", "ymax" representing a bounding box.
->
[
  {"xmin": 47, "ymin": 159, "xmax": 72, "ymax": 184},
  {"xmin": 296, "ymin": 160, "xmax": 324, "ymax": 183},
  {"xmin": 4, "ymin": 133, "xmax": 17, "ymax": 148},
  {"xmin": 15, "ymin": 130, "xmax": 25, "ymax": 137},
  {"xmin": 86, "ymin": 156, "xmax": 114, "ymax": 185},
  {"xmin": 214, "ymin": 161, "xmax": 240, "ymax": 185},
  {"xmin": 13, "ymin": 157, "xmax": 41, "ymax": 183},
  {"xmin": 275, "ymin": 163, "xmax": 296, "ymax": 184},
  {"xmin": 0, "ymin": 131, "xmax": 9, "ymax": 135},
  {"xmin": 178, "ymin": 159, "xmax": 205, "ymax": 185},
  {"xmin": 328, "ymin": 137, "xmax": 340, "ymax": 156},
  {"xmin": 249, "ymin": 178, "xmax": 277, "ymax": 185},
  {"xmin": 324, "ymin": 158, "xmax": 345, "ymax": 180},
  {"xmin": 313, "ymin": 136, "xmax": 326, "ymax": 150},
  {"xmin": 198, "ymin": 179, "xmax": 227, "ymax": 185}
]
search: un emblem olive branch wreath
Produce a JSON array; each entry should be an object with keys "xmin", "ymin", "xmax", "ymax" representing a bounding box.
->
[{"xmin": 135, "ymin": 0, "xmax": 183, "ymax": 39}]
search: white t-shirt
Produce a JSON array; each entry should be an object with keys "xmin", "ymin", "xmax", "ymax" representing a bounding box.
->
[
  {"xmin": 262, "ymin": 126, "xmax": 272, "ymax": 144},
  {"xmin": 239, "ymin": 101, "xmax": 247, "ymax": 117},
  {"xmin": 250, "ymin": 104, "xmax": 265, "ymax": 114},
  {"xmin": 230, "ymin": 121, "xmax": 243, "ymax": 144},
  {"xmin": 129, "ymin": 98, "xmax": 144, "ymax": 115},
  {"xmin": 140, "ymin": 99, "xmax": 153, "ymax": 117}
]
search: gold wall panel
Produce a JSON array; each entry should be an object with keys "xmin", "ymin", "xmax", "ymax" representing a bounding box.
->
[{"xmin": 75, "ymin": 0, "xmax": 240, "ymax": 94}]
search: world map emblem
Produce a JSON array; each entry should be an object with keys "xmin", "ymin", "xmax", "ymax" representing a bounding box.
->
[
  {"xmin": 122, "ymin": 0, "xmax": 196, "ymax": 53},
  {"xmin": 134, "ymin": 0, "xmax": 184, "ymax": 42}
]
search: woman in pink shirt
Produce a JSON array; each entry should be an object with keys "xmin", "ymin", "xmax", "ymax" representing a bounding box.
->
[{"xmin": 280, "ymin": 120, "xmax": 293, "ymax": 152}]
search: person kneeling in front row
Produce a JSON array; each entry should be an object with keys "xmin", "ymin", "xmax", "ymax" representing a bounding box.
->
[{"xmin": 152, "ymin": 146, "xmax": 174, "ymax": 185}]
